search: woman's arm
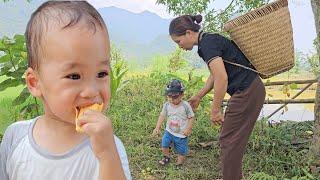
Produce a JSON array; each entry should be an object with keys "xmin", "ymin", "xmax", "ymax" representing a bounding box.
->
[
  {"xmin": 196, "ymin": 73, "xmax": 215, "ymax": 99},
  {"xmin": 208, "ymin": 57, "xmax": 228, "ymax": 124},
  {"xmin": 188, "ymin": 73, "xmax": 214, "ymax": 110}
]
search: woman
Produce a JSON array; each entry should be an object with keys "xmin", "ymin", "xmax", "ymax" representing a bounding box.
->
[{"xmin": 169, "ymin": 14, "xmax": 266, "ymax": 180}]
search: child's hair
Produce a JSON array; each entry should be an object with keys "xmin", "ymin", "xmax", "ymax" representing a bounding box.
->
[
  {"xmin": 25, "ymin": 1, "xmax": 107, "ymax": 70},
  {"xmin": 169, "ymin": 14, "xmax": 202, "ymax": 36}
]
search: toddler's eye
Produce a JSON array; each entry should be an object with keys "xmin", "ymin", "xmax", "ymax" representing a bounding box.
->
[
  {"xmin": 97, "ymin": 71, "xmax": 108, "ymax": 78},
  {"xmin": 66, "ymin": 73, "xmax": 81, "ymax": 80}
]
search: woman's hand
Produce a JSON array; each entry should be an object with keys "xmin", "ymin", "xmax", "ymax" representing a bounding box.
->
[
  {"xmin": 210, "ymin": 108, "xmax": 224, "ymax": 126},
  {"xmin": 188, "ymin": 95, "xmax": 201, "ymax": 111}
]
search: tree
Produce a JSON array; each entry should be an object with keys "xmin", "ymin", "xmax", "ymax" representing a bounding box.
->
[
  {"xmin": 307, "ymin": 51, "xmax": 320, "ymax": 76},
  {"xmin": 156, "ymin": 0, "xmax": 269, "ymax": 33},
  {"xmin": 168, "ymin": 47, "xmax": 187, "ymax": 73},
  {"xmin": 309, "ymin": 0, "xmax": 320, "ymax": 175},
  {"xmin": 0, "ymin": 35, "xmax": 40, "ymax": 118}
]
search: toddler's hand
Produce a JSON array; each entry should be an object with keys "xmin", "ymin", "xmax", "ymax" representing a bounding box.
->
[
  {"xmin": 77, "ymin": 109, "xmax": 117, "ymax": 161},
  {"xmin": 152, "ymin": 128, "xmax": 160, "ymax": 136},
  {"xmin": 183, "ymin": 128, "xmax": 192, "ymax": 136}
]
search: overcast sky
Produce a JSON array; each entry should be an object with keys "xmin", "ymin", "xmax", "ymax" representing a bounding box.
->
[{"xmin": 87, "ymin": 0, "xmax": 316, "ymax": 54}]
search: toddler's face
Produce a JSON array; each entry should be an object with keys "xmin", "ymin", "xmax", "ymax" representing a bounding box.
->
[
  {"xmin": 167, "ymin": 93, "xmax": 183, "ymax": 105},
  {"xmin": 35, "ymin": 25, "xmax": 110, "ymax": 124}
]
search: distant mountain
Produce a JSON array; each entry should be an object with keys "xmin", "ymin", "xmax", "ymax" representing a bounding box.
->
[
  {"xmin": 0, "ymin": 0, "xmax": 43, "ymax": 37},
  {"xmin": 99, "ymin": 6, "xmax": 170, "ymax": 44},
  {"xmin": 0, "ymin": 1, "xmax": 175, "ymax": 65},
  {"xmin": 98, "ymin": 6, "xmax": 175, "ymax": 63}
]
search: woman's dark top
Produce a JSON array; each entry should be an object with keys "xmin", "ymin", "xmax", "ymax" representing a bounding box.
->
[{"xmin": 197, "ymin": 31, "xmax": 257, "ymax": 96}]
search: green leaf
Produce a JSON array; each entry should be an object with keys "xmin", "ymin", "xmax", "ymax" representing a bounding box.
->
[
  {"xmin": 0, "ymin": 78, "xmax": 22, "ymax": 91},
  {"xmin": 20, "ymin": 103, "xmax": 39, "ymax": 116},
  {"xmin": 0, "ymin": 34, "xmax": 32, "ymax": 116},
  {"xmin": 21, "ymin": 52, "xmax": 27, "ymax": 59},
  {"xmin": 14, "ymin": 35, "xmax": 25, "ymax": 44},
  {"xmin": 0, "ymin": 41, "xmax": 5, "ymax": 50},
  {"xmin": 116, "ymin": 80, "xmax": 130, "ymax": 92},
  {"xmin": 0, "ymin": 54, "xmax": 10, "ymax": 63},
  {"xmin": 12, "ymin": 43, "xmax": 26, "ymax": 52},
  {"xmin": 3, "ymin": 38, "xmax": 15, "ymax": 45},
  {"xmin": 12, "ymin": 87, "xmax": 30, "ymax": 106},
  {"xmin": 5, "ymin": 67, "xmax": 26, "ymax": 79},
  {"xmin": 117, "ymin": 69, "xmax": 128, "ymax": 81},
  {"xmin": 0, "ymin": 63, "xmax": 13, "ymax": 76}
]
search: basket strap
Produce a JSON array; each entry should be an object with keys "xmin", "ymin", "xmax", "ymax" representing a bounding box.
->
[
  {"xmin": 223, "ymin": 59, "xmax": 261, "ymax": 74},
  {"xmin": 199, "ymin": 31, "xmax": 264, "ymax": 76}
]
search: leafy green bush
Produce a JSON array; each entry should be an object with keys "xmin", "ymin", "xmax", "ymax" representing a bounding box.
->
[
  {"xmin": 110, "ymin": 45, "xmax": 129, "ymax": 103},
  {"xmin": 0, "ymin": 35, "xmax": 40, "ymax": 118}
]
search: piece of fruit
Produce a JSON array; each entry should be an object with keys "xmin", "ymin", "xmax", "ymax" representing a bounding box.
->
[{"xmin": 75, "ymin": 103, "xmax": 103, "ymax": 132}]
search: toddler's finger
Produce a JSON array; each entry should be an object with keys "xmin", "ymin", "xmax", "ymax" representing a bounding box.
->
[
  {"xmin": 81, "ymin": 118, "xmax": 113, "ymax": 135},
  {"xmin": 77, "ymin": 110, "xmax": 102, "ymax": 124}
]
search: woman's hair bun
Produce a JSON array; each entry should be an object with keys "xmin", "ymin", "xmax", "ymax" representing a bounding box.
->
[{"xmin": 192, "ymin": 14, "xmax": 202, "ymax": 24}]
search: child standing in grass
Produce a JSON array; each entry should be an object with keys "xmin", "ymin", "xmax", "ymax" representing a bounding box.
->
[
  {"xmin": 152, "ymin": 79, "xmax": 195, "ymax": 166},
  {"xmin": 0, "ymin": 1, "xmax": 131, "ymax": 180}
]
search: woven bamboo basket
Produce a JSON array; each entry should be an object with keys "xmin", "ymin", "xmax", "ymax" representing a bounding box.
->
[{"xmin": 223, "ymin": 0, "xmax": 294, "ymax": 79}]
